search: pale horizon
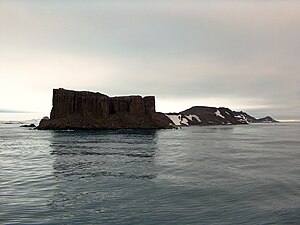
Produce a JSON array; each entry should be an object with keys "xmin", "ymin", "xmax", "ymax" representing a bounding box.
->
[{"xmin": 1, "ymin": 0, "xmax": 300, "ymax": 121}]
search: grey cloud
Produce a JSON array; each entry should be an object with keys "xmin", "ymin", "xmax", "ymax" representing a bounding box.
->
[
  {"xmin": 0, "ymin": 0, "xmax": 299, "ymax": 120},
  {"xmin": 2, "ymin": 1, "xmax": 300, "ymax": 59}
]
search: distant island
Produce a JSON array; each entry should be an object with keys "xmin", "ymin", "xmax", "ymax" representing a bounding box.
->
[
  {"xmin": 166, "ymin": 107, "xmax": 278, "ymax": 126},
  {"xmin": 37, "ymin": 88, "xmax": 278, "ymax": 130}
]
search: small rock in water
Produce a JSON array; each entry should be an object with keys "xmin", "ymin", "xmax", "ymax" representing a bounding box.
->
[{"xmin": 20, "ymin": 124, "xmax": 36, "ymax": 128}]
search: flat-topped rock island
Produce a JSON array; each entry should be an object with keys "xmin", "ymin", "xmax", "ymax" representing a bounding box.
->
[{"xmin": 37, "ymin": 88, "xmax": 173, "ymax": 130}]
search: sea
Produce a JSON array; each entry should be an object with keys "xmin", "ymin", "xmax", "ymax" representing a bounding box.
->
[{"xmin": 0, "ymin": 122, "xmax": 299, "ymax": 225}]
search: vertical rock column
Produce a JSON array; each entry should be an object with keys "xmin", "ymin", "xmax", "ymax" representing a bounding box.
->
[
  {"xmin": 144, "ymin": 96, "xmax": 155, "ymax": 116},
  {"xmin": 50, "ymin": 89, "xmax": 76, "ymax": 119},
  {"xmin": 50, "ymin": 88, "xmax": 111, "ymax": 120}
]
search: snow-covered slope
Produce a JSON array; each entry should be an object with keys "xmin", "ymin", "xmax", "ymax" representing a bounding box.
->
[
  {"xmin": 166, "ymin": 106, "xmax": 248, "ymax": 126},
  {"xmin": 233, "ymin": 111, "xmax": 278, "ymax": 123}
]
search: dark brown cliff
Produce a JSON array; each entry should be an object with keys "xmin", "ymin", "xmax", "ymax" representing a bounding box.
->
[{"xmin": 37, "ymin": 88, "xmax": 173, "ymax": 130}]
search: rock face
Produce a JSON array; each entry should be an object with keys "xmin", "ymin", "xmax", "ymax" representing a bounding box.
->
[
  {"xmin": 166, "ymin": 106, "xmax": 247, "ymax": 126},
  {"xmin": 37, "ymin": 88, "xmax": 173, "ymax": 130},
  {"xmin": 233, "ymin": 111, "xmax": 279, "ymax": 123}
]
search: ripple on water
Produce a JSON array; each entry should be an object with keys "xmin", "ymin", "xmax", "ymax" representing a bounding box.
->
[{"xmin": 0, "ymin": 124, "xmax": 300, "ymax": 224}]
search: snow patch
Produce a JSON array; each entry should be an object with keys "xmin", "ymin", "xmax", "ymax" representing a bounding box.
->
[
  {"xmin": 240, "ymin": 115, "xmax": 249, "ymax": 123},
  {"xmin": 234, "ymin": 113, "xmax": 249, "ymax": 123},
  {"xmin": 215, "ymin": 110, "xmax": 225, "ymax": 119},
  {"xmin": 166, "ymin": 114, "xmax": 191, "ymax": 126},
  {"xmin": 181, "ymin": 118, "xmax": 189, "ymax": 125},
  {"xmin": 186, "ymin": 114, "xmax": 201, "ymax": 122},
  {"xmin": 166, "ymin": 115, "xmax": 182, "ymax": 126}
]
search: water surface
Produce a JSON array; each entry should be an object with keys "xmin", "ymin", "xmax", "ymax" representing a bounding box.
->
[{"xmin": 0, "ymin": 123, "xmax": 299, "ymax": 224}]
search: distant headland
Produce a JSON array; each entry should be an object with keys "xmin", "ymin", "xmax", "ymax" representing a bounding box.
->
[{"xmin": 37, "ymin": 88, "xmax": 278, "ymax": 130}]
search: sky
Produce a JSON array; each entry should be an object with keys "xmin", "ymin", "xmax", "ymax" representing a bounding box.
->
[{"xmin": 0, "ymin": 0, "xmax": 299, "ymax": 121}]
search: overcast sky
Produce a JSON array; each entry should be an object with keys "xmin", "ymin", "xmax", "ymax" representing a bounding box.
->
[{"xmin": 0, "ymin": 0, "xmax": 299, "ymax": 120}]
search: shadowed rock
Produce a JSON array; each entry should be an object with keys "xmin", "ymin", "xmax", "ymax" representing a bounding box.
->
[
  {"xmin": 37, "ymin": 88, "xmax": 173, "ymax": 130},
  {"xmin": 20, "ymin": 123, "xmax": 36, "ymax": 128}
]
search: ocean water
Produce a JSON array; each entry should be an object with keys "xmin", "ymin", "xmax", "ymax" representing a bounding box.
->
[{"xmin": 0, "ymin": 123, "xmax": 299, "ymax": 225}]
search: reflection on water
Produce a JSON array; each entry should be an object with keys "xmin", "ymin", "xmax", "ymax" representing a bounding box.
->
[
  {"xmin": 49, "ymin": 129, "xmax": 160, "ymax": 224},
  {"xmin": 50, "ymin": 129, "xmax": 158, "ymax": 179}
]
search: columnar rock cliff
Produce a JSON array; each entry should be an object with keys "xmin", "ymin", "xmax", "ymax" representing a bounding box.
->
[{"xmin": 37, "ymin": 88, "xmax": 173, "ymax": 130}]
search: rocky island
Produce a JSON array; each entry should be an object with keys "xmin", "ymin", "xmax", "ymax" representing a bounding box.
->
[
  {"xmin": 233, "ymin": 111, "xmax": 279, "ymax": 123},
  {"xmin": 165, "ymin": 106, "xmax": 247, "ymax": 126},
  {"xmin": 165, "ymin": 107, "xmax": 278, "ymax": 126},
  {"xmin": 37, "ymin": 88, "xmax": 173, "ymax": 130},
  {"xmin": 37, "ymin": 88, "xmax": 278, "ymax": 130}
]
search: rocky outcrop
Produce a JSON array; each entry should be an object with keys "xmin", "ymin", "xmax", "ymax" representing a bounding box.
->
[
  {"xmin": 20, "ymin": 123, "xmax": 36, "ymax": 128},
  {"xmin": 233, "ymin": 111, "xmax": 279, "ymax": 123},
  {"xmin": 37, "ymin": 88, "xmax": 173, "ymax": 130},
  {"xmin": 256, "ymin": 116, "xmax": 278, "ymax": 123},
  {"xmin": 166, "ymin": 106, "xmax": 247, "ymax": 126}
]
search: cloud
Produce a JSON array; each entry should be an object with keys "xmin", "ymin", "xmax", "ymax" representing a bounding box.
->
[{"xmin": 0, "ymin": 0, "xmax": 299, "ymax": 120}]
